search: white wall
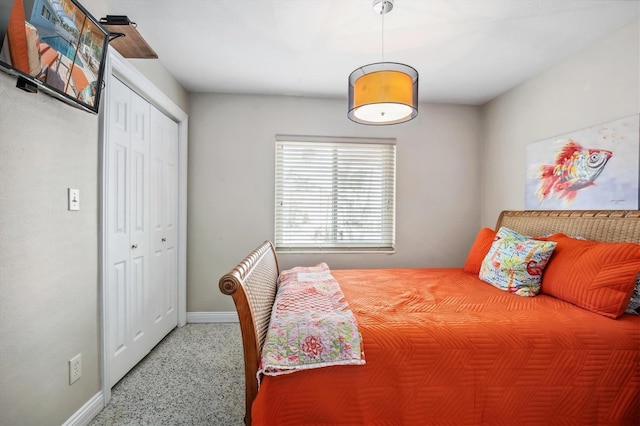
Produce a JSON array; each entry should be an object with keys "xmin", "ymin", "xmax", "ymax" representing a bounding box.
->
[
  {"xmin": 187, "ymin": 94, "xmax": 481, "ymax": 312},
  {"xmin": 0, "ymin": 2, "xmax": 189, "ymax": 422},
  {"xmin": 480, "ymin": 18, "xmax": 640, "ymax": 227}
]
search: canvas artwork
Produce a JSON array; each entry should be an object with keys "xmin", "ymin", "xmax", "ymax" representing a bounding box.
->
[{"xmin": 525, "ymin": 114, "xmax": 640, "ymax": 210}]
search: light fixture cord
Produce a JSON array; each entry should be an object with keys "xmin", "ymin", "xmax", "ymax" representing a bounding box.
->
[{"xmin": 381, "ymin": 2, "xmax": 385, "ymax": 62}]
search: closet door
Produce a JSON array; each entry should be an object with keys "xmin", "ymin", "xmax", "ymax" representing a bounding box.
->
[
  {"xmin": 106, "ymin": 76, "xmax": 151, "ymax": 387},
  {"xmin": 149, "ymin": 106, "xmax": 179, "ymax": 346}
]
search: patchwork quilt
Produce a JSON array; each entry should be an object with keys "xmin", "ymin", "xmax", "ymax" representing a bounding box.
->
[{"xmin": 257, "ymin": 263, "xmax": 365, "ymax": 381}]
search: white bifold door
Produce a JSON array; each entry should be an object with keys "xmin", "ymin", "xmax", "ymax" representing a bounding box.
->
[
  {"xmin": 106, "ymin": 75, "xmax": 179, "ymax": 387},
  {"xmin": 148, "ymin": 105, "xmax": 179, "ymax": 347}
]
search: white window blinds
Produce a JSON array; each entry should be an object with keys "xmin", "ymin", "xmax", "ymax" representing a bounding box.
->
[{"xmin": 275, "ymin": 137, "xmax": 396, "ymax": 251}]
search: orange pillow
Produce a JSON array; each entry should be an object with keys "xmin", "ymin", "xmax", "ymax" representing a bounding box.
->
[
  {"xmin": 463, "ymin": 228, "xmax": 496, "ymax": 274},
  {"xmin": 541, "ymin": 233, "xmax": 640, "ymax": 318}
]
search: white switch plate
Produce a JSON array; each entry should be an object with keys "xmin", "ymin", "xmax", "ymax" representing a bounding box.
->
[{"xmin": 68, "ymin": 188, "xmax": 80, "ymax": 211}]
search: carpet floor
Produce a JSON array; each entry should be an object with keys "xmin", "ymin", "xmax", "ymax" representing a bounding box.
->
[{"xmin": 89, "ymin": 323, "xmax": 245, "ymax": 426}]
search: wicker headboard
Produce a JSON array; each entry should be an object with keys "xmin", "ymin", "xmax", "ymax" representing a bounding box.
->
[
  {"xmin": 497, "ymin": 210, "xmax": 640, "ymax": 243},
  {"xmin": 219, "ymin": 210, "xmax": 639, "ymax": 424}
]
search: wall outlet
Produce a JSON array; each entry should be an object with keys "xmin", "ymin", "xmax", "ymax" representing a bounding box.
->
[{"xmin": 69, "ymin": 354, "xmax": 82, "ymax": 385}]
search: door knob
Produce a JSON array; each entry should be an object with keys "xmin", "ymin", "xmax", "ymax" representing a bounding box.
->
[
  {"xmin": 161, "ymin": 238, "xmax": 167, "ymax": 242},
  {"xmin": 131, "ymin": 244, "xmax": 138, "ymax": 249}
]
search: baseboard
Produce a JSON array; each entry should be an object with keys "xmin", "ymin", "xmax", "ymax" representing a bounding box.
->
[
  {"xmin": 187, "ymin": 311, "xmax": 239, "ymax": 323},
  {"xmin": 62, "ymin": 391, "xmax": 104, "ymax": 426}
]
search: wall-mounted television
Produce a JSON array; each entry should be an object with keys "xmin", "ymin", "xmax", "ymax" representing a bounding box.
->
[{"xmin": 0, "ymin": 0, "xmax": 109, "ymax": 114}]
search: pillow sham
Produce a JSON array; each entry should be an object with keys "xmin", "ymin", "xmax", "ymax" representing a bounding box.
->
[
  {"xmin": 541, "ymin": 234, "xmax": 640, "ymax": 319},
  {"xmin": 463, "ymin": 228, "xmax": 496, "ymax": 274},
  {"xmin": 479, "ymin": 227, "xmax": 557, "ymax": 297},
  {"xmin": 624, "ymin": 274, "xmax": 640, "ymax": 315}
]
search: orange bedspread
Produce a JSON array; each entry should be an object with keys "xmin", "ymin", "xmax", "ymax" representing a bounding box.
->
[{"xmin": 252, "ymin": 268, "xmax": 640, "ymax": 425}]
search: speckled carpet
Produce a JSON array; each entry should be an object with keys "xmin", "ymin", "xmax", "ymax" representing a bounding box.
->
[{"xmin": 89, "ymin": 323, "xmax": 245, "ymax": 426}]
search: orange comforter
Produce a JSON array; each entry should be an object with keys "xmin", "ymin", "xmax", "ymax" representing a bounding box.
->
[{"xmin": 252, "ymin": 268, "xmax": 640, "ymax": 425}]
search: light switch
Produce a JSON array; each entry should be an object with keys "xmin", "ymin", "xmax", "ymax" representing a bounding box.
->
[{"xmin": 68, "ymin": 188, "xmax": 80, "ymax": 211}]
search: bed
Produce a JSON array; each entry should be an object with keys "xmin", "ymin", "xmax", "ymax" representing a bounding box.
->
[{"xmin": 219, "ymin": 210, "xmax": 640, "ymax": 425}]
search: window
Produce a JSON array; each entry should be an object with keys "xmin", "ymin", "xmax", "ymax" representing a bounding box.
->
[
  {"xmin": 41, "ymin": 6, "xmax": 51, "ymax": 21},
  {"xmin": 275, "ymin": 136, "xmax": 396, "ymax": 252}
]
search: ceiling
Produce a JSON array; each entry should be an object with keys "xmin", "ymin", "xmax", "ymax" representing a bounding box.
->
[{"xmin": 104, "ymin": 0, "xmax": 640, "ymax": 105}]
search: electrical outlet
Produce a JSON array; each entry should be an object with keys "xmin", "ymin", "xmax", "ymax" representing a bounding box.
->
[{"xmin": 69, "ymin": 354, "xmax": 82, "ymax": 385}]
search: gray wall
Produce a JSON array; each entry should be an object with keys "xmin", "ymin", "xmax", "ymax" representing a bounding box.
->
[
  {"xmin": 187, "ymin": 94, "xmax": 481, "ymax": 312},
  {"xmin": 0, "ymin": 71, "xmax": 101, "ymax": 425},
  {"xmin": 480, "ymin": 18, "xmax": 640, "ymax": 226},
  {"xmin": 0, "ymin": 2, "xmax": 188, "ymax": 422}
]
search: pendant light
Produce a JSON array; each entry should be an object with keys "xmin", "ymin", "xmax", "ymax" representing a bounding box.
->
[{"xmin": 348, "ymin": 0, "xmax": 418, "ymax": 125}]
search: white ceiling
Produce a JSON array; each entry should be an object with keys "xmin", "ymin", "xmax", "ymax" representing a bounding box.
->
[{"xmin": 104, "ymin": 0, "xmax": 640, "ymax": 105}]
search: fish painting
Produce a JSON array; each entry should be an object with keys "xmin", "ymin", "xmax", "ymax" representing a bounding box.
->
[{"xmin": 536, "ymin": 140, "xmax": 612, "ymax": 205}]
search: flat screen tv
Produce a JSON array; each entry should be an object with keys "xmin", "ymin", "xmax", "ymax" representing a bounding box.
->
[{"xmin": 0, "ymin": 0, "xmax": 109, "ymax": 114}]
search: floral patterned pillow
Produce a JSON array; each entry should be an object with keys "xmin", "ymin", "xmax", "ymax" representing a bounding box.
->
[
  {"xmin": 479, "ymin": 227, "xmax": 557, "ymax": 297},
  {"xmin": 624, "ymin": 274, "xmax": 640, "ymax": 315}
]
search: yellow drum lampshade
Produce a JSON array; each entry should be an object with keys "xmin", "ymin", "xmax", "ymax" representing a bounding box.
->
[{"xmin": 348, "ymin": 62, "xmax": 418, "ymax": 125}]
